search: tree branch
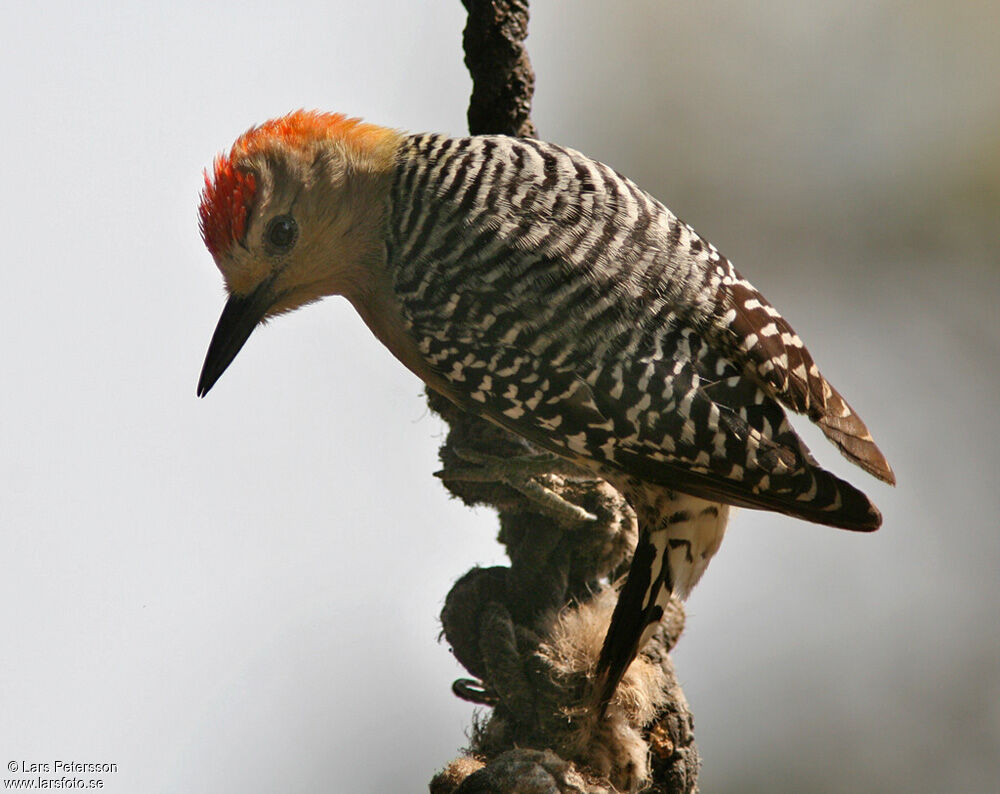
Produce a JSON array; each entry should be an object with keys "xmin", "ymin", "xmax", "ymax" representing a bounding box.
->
[
  {"xmin": 460, "ymin": 0, "xmax": 537, "ymax": 138},
  {"xmin": 429, "ymin": 3, "xmax": 699, "ymax": 791}
]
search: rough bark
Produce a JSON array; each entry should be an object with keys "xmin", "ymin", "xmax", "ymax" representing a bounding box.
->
[
  {"xmin": 461, "ymin": 0, "xmax": 537, "ymax": 139},
  {"xmin": 429, "ymin": 3, "xmax": 699, "ymax": 792}
]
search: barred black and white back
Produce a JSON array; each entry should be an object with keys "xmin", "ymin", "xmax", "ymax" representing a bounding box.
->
[{"xmin": 384, "ymin": 131, "xmax": 894, "ymax": 707}]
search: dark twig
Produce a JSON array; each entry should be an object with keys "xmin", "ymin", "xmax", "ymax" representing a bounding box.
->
[{"xmin": 461, "ymin": 0, "xmax": 537, "ymax": 138}]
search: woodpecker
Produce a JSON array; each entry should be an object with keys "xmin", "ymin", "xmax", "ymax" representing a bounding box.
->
[{"xmin": 196, "ymin": 110, "xmax": 894, "ymax": 710}]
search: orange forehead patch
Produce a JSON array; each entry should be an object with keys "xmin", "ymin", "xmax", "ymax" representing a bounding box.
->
[
  {"xmin": 233, "ymin": 110, "xmax": 392, "ymax": 159},
  {"xmin": 199, "ymin": 157, "xmax": 256, "ymax": 259},
  {"xmin": 198, "ymin": 110, "xmax": 393, "ymax": 258}
]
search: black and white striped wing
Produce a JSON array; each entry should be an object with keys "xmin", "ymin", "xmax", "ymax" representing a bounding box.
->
[
  {"xmin": 386, "ymin": 133, "xmax": 887, "ymax": 529},
  {"xmin": 407, "ymin": 320, "xmax": 882, "ymax": 531}
]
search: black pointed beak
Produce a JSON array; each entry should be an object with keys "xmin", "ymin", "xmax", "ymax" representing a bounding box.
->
[{"xmin": 197, "ymin": 280, "xmax": 274, "ymax": 397}]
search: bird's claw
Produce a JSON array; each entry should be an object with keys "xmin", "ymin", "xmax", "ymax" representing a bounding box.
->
[
  {"xmin": 452, "ymin": 677, "xmax": 499, "ymax": 705},
  {"xmin": 436, "ymin": 446, "xmax": 598, "ymax": 523}
]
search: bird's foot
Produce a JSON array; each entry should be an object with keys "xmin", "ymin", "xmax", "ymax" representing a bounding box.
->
[{"xmin": 437, "ymin": 446, "xmax": 598, "ymax": 523}]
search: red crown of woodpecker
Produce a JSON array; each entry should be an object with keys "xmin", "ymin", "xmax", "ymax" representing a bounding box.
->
[{"xmin": 198, "ymin": 110, "xmax": 393, "ymax": 258}]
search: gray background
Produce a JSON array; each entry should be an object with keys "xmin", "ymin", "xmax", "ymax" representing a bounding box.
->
[{"xmin": 2, "ymin": 1, "xmax": 997, "ymax": 791}]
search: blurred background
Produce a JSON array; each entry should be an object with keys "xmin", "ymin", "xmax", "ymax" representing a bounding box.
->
[{"xmin": 1, "ymin": 1, "xmax": 996, "ymax": 791}]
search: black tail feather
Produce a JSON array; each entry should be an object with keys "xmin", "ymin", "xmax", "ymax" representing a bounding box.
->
[{"xmin": 594, "ymin": 529, "xmax": 669, "ymax": 715}]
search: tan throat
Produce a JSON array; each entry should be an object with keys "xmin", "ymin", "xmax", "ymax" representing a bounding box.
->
[{"xmin": 347, "ymin": 272, "xmax": 461, "ymax": 404}]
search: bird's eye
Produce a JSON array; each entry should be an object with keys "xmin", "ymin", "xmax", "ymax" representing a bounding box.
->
[{"xmin": 265, "ymin": 214, "xmax": 298, "ymax": 253}]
